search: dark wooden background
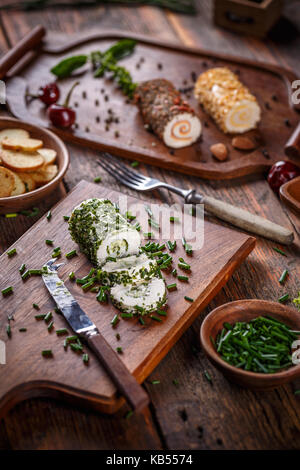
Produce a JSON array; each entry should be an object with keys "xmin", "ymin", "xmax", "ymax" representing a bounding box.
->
[{"xmin": 0, "ymin": 0, "xmax": 300, "ymax": 450}]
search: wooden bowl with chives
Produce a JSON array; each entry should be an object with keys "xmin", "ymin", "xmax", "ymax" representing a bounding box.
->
[
  {"xmin": 0, "ymin": 117, "xmax": 69, "ymax": 214},
  {"xmin": 200, "ymin": 300, "xmax": 300, "ymax": 390}
]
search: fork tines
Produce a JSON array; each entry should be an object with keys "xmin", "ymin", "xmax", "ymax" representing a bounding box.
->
[{"xmin": 97, "ymin": 153, "xmax": 147, "ymax": 189}]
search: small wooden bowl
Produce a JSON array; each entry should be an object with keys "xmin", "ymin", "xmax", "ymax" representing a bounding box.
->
[
  {"xmin": 200, "ymin": 300, "xmax": 300, "ymax": 390},
  {"xmin": 280, "ymin": 176, "xmax": 300, "ymax": 216},
  {"xmin": 0, "ymin": 117, "xmax": 69, "ymax": 214}
]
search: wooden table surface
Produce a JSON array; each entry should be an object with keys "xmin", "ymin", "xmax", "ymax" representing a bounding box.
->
[{"xmin": 0, "ymin": 0, "xmax": 300, "ymax": 451}]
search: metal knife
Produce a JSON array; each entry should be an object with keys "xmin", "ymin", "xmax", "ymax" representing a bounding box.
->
[{"xmin": 42, "ymin": 258, "xmax": 149, "ymax": 412}]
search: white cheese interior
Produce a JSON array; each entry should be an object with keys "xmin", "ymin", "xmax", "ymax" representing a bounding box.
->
[
  {"xmin": 163, "ymin": 112, "xmax": 202, "ymax": 149},
  {"xmin": 225, "ymin": 100, "xmax": 261, "ymax": 134},
  {"xmin": 96, "ymin": 228, "xmax": 141, "ymax": 266}
]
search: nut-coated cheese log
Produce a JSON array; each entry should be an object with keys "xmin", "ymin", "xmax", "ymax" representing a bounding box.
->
[
  {"xmin": 135, "ymin": 78, "xmax": 202, "ymax": 149},
  {"xmin": 194, "ymin": 67, "xmax": 261, "ymax": 134}
]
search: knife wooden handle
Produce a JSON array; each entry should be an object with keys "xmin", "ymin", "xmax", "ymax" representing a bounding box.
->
[
  {"xmin": 88, "ymin": 333, "xmax": 149, "ymax": 412},
  {"xmin": 0, "ymin": 25, "xmax": 45, "ymax": 79}
]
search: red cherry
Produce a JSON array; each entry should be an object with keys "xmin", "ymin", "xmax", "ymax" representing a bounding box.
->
[
  {"xmin": 47, "ymin": 81, "xmax": 79, "ymax": 129},
  {"xmin": 267, "ymin": 160, "xmax": 300, "ymax": 195},
  {"xmin": 47, "ymin": 104, "xmax": 76, "ymax": 128},
  {"xmin": 38, "ymin": 83, "xmax": 60, "ymax": 105}
]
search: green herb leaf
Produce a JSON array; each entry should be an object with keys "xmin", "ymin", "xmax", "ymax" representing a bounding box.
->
[{"xmin": 51, "ymin": 54, "xmax": 88, "ymax": 78}]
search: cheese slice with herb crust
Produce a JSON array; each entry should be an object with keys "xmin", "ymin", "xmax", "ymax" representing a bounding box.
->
[
  {"xmin": 101, "ymin": 253, "xmax": 158, "ymax": 286},
  {"xmin": 110, "ymin": 277, "xmax": 167, "ymax": 316}
]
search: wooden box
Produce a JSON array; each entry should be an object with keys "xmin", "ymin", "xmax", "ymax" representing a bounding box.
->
[{"xmin": 213, "ymin": 0, "xmax": 283, "ymax": 38}]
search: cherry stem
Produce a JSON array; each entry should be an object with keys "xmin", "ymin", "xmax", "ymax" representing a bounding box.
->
[{"xmin": 63, "ymin": 81, "xmax": 80, "ymax": 108}]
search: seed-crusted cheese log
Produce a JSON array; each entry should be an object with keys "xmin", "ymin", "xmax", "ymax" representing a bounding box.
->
[
  {"xmin": 69, "ymin": 198, "xmax": 140, "ymax": 267},
  {"xmin": 135, "ymin": 78, "xmax": 202, "ymax": 149},
  {"xmin": 194, "ymin": 67, "xmax": 261, "ymax": 134}
]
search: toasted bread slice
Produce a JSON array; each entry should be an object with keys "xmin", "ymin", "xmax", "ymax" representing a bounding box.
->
[
  {"xmin": 11, "ymin": 172, "xmax": 26, "ymax": 196},
  {"xmin": 0, "ymin": 166, "xmax": 15, "ymax": 197},
  {"xmin": 31, "ymin": 164, "xmax": 58, "ymax": 185},
  {"xmin": 38, "ymin": 148, "xmax": 57, "ymax": 165},
  {"xmin": 1, "ymin": 149, "xmax": 44, "ymax": 172},
  {"xmin": 2, "ymin": 136, "xmax": 43, "ymax": 152},
  {"xmin": 18, "ymin": 173, "xmax": 36, "ymax": 192},
  {"xmin": 0, "ymin": 128, "xmax": 29, "ymax": 144}
]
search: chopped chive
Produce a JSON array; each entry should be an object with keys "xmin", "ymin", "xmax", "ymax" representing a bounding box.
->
[
  {"xmin": 172, "ymin": 379, "xmax": 179, "ymax": 386},
  {"xmin": 47, "ymin": 321, "xmax": 54, "ymax": 332},
  {"xmin": 19, "ymin": 328, "xmax": 27, "ymax": 332},
  {"xmin": 7, "ymin": 248, "xmax": 17, "ymax": 257},
  {"xmin": 46, "ymin": 210, "xmax": 52, "ymax": 221},
  {"xmin": 52, "ymin": 249, "xmax": 61, "ymax": 258},
  {"xmin": 70, "ymin": 343, "xmax": 83, "ymax": 352},
  {"xmin": 19, "ymin": 263, "xmax": 26, "ymax": 274},
  {"xmin": 184, "ymin": 296, "xmax": 194, "ymax": 302},
  {"xmin": 167, "ymin": 240, "xmax": 176, "ymax": 252},
  {"xmin": 116, "ymin": 347, "xmax": 123, "ymax": 354},
  {"xmin": 2, "ymin": 286, "xmax": 13, "ymax": 296},
  {"xmin": 151, "ymin": 380, "xmax": 160, "ymax": 385},
  {"xmin": 42, "ymin": 350, "xmax": 53, "ymax": 357},
  {"xmin": 28, "ymin": 269, "xmax": 42, "ymax": 275},
  {"xmin": 63, "ymin": 339, "xmax": 68, "ymax": 350},
  {"xmin": 94, "ymin": 176, "xmax": 102, "ymax": 183},
  {"xmin": 69, "ymin": 271, "xmax": 75, "ymax": 280},
  {"xmin": 6, "ymin": 324, "xmax": 11, "ymax": 338},
  {"xmin": 131, "ymin": 161, "xmax": 139, "ymax": 168},
  {"xmin": 178, "ymin": 262, "xmax": 191, "ymax": 271},
  {"xmin": 66, "ymin": 335, "xmax": 78, "ymax": 343},
  {"xmin": 125, "ymin": 410, "xmax": 133, "ymax": 419},
  {"xmin": 150, "ymin": 315, "xmax": 162, "ymax": 322},
  {"xmin": 35, "ymin": 313, "xmax": 46, "ymax": 320},
  {"xmin": 45, "ymin": 239, "xmax": 54, "ymax": 245},
  {"xmin": 5, "ymin": 213, "xmax": 18, "ymax": 218},
  {"xmin": 294, "ymin": 390, "xmax": 300, "ymax": 396},
  {"xmin": 82, "ymin": 279, "xmax": 95, "ymax": 291},
  {"xmin": 278, "ymin": 293, "xmax": 289, "ymax": 303},
  {"xmin": 279, "ymin": 269, "xmax": 289, "ymax": 285},
  {"xmin": 203, "ymin": 370, "xmax": 213, "ymax": 384},
  {"xmin": 97, "ymin": 286, "xmax": 108, "ymax": 302},
  {"xmin": 157, "ymin": 309, "xmax": 167, "ymax": 316},
  {"xmin": 273, "ymin": 247, "xmax": 287, "ymax": 256},
  {"xmin": 82, "ymin": 353, "xmax": 89, "ymax": 363},
  {"xmin": 76, "ymin": 278, "xmax": 87, "ymax": 285},
  {"xmin": 167, "ymin": 283, "xmax": 177, "ymax": 291},
  {"xmin": 54, "ymin": 307, "xmax": 62, "ymax": 315},
  {"xmin": 63, "ymin": 215, "xmax": 70, "ymax": 221},
  {"xmin": 106, "ymin": 256, "xmax": 116, "ymax": 262},
  {"xmin": 116, "ymin": 333, "xmax": 121, "ymax": 341},
  {"xmin": 33, "ymin": 303, "xmax": 40, "ymax": 310},
  {"xmin": 170, "ymin": 216, "xmax": 180, "ymax": 223},
  {"xmin": 139, "ymin": 317, "xmax": 145, "ymax": 325},
  {"xmin": 111, "ymin": 314, "xmax": 120, "ymax": 328},
  {"xmin": 125, "ymin": 211, "xmax": 136, "ymax": 221},
  {"xmin": 65, "ymin": 249, "xmax": 77, "ymax": 259},
  {"xmin": 148, "ymin": 218, "xmax": 160, "ymax": 230},
  {"xmin": 171, "ymin": 268, "xmax": 177, "ymax": 277},
  {"xmin": 143, "ymin": 232, "xmax": 154, "ymax": 239},
  {"xmin": 178, "ymin": 275, "xmax": 188, "ymax": 282},
  {"xmin": 21, "ymin": 269, "xmax": 30, "ymax": 281},
  {"xmin": 44, "ymin": 311, "xmax": 53, "ymax": 323},
  {"xmin": 56, "ymin": 328, "xmax": 68, "ymax": 336},
  {"xmin": 121, "ymin": 313, "xmax": 133, "ymax": 319}
]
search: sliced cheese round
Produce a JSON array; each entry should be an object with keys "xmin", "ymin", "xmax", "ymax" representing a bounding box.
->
[
  {"xmin": 110, "ymin": 277, "xmax": 167, "ymax": 315},
  {"xmin": 97, "ymin": 228, "xmax": 141, "ymax": 266},
  {"xmin": 163, "ymin": 112, "xmax": 202, "ymax": 149}
]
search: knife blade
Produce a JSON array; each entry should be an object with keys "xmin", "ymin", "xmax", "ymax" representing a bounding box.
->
[{"xmin": 42, "ymin": 258, "xmax": 149, "ymax": 412}]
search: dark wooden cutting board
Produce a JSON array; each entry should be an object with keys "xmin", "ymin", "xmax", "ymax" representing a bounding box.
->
[
  {"xmin": 0, "ymin": 181, "xmax": 255, "ymax": 416},
  {"xmin": 5, "ymin": 30, "xmax": 300, "ymax": 180}
]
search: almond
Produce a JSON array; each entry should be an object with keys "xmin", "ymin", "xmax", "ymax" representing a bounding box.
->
[
  {"xmin": 232, "ymin": 136, "xmax": 256, "ymax": 150},
  {"xmin": 210, "ymin": 143, "xmax": 228, "ymax": 161}
]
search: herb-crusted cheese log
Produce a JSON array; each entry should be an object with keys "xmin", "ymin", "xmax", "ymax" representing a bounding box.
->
[
  {"xmin": 194, "ymin": 67, "xmax": 261, "ymax": 134},
  {"xmin": 135, "ymin": 78, "xmax": 202, "ymax": 149},
  {"xmin": 69, "ymin": 198, "xmax": 140, "ymax": 267}
]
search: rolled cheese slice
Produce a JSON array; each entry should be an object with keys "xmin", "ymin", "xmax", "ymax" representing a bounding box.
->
[
  {"xmin": 135, "ymin": 78, "xmax": 202, "ymax": 149},
  {"xmin": 110, "ymin": 277, "xmax": 167, "ymax": 316},
  {"xmin": 101, "ymin": 253, "xmax": 158, "ymax": 286},
  {"xmin": 194, "ymin": 67, "xmax": 261, "ymax": 134},
  {"xmin": 69, "ymin": 198, "xmax": 141, "ymax": 267}
]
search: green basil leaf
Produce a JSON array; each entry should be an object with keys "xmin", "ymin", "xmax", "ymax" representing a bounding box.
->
[
  {"xmin": 104, "ymin": 39, "xmax": 137, "ymax": 62},
  {"xmin": 51, "ymin": 55, "xmax": 88, "ymax": 78}
]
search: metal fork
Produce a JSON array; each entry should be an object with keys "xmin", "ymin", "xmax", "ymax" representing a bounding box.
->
[{"xmin": 97, "ymin": 153, "xmax": 294, "ymax": 245}]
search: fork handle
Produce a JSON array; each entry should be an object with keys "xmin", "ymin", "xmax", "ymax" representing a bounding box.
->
[{"xmin": 188, "ymin": 192, "xmax": 294, "ymax": 245}]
